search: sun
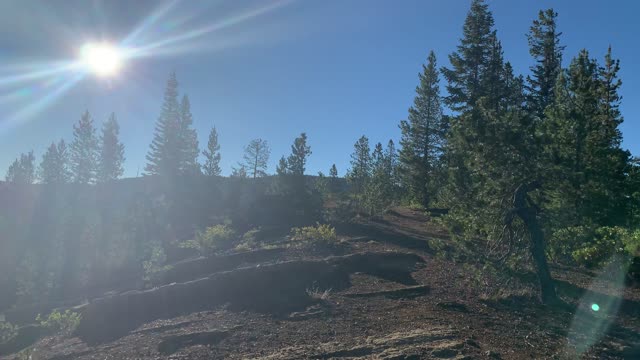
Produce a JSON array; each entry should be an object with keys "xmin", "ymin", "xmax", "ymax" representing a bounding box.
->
[{"xmin": 80, "ymin": 42, "xmax": 123, "ymax": 77}]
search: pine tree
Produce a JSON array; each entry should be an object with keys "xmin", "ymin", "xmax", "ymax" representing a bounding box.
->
[
  {"xmin": 5, "ymin": 151, "xmax": 35, "ymax": 184},
  {"xmin": 384, "ymin": 140, "xmax": 399, "ymax": 188},
  {"xmin": 442, "ymin": 0, "xmax": 496, "ymax": 114},
  {"xmin": 276, "ymin": 156, "xmax": 289, "ymax": 176},
  {"xmin": 399, "ymin": 51, "xmax": 446, "ymax": 206},
  {"xmin": 526, "ymin": 9, "xmax": 564, "ymax": 119},
  {"xmin": 441, "ymin": 0, "xmax": 558, "ymax": 303},
  {"xmin": 98, "ymin": 113, "xmax": 125, "ymax": 182},
  {"xmin": 329, "ymin": 163, "xmax": 339, "ymax": 193},
  {"xmin": 230, "ymin": 165, "xmax": 247, "ymax": 178},
  {"xmin": 286, "ymin": 133, "xmax": 312, "ymax": 176},
  {"xmin": 329, "ymin": 164, "xmax": 338, "ymax": 178},
  {"xmin": 544, "ymin": 48, "xmax": 629, "ymax": 227},
  {"xmin": 202, "ymin": 127, "xmax": 222, "ymax": 176},
  {"xmin": 242, "ymin": 138, "xmax": 270, "ymax": 178},
  {"xmin": 39, "ymin": 140, "xmax": 70, "ymax": 184},
  {"xmin": 347, "ymin": 135, "xmax": 371, "ymax": 196},
  {"xmin": 362, "ymin": 140, "xmax": 400, "ymax": 215},
  {"xmin": 179, "ymin": 95, "xmax": 200, "ymax": 174},
  {"xmin": 145, "ymin": 72, "xmax": 181, "ymax": 177},
  {"xmin": 70, "ymin": 111, "xmax": 99, "ymax": 184},
  {"xmin": 440, "ymin": 0, "xmax": 498, "ymax": 205}
]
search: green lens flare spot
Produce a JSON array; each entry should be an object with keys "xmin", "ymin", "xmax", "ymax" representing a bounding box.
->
[{"xmin": 591, "ymin": 303, "xmax": 600, "ymax": 312}]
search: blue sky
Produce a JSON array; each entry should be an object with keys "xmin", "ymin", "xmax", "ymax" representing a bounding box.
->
[{"xmin": 0, "ymin": 0, "xmax": 638, "ymax": 177}]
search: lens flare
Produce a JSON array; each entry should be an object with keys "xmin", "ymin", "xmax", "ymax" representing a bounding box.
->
[{"xmin": 80, "ymin": 43, "xmax": 123, "ymax": 77}]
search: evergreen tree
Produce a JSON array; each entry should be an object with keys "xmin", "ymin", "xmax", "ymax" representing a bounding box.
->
[
  {"xmin": 544, "ymin": 49, "xmax": 629, "ymax": 227},
  {"xmin": 329, "ymin": 164, "xmax": 338, "ymax": 178},
  {"xmin": 441, "ymin": 0, "xmax": 557, "ymax": 303},
  {"xmin": 39, "ymin": 140, "xmax": 70, "ymax": 184},
  {"xmin": 440, "ymin": 0, "xmax": 498, "ymax": 205},
  {"xmin": 70, "ymin": 111, "xmax": 99, "ymax": 184},
  {"xmin": 286, "ymin": 133, "xmax": 312, "ymax": 176},
  {"xmin": 5, "ymin": 151, "xmax": 35, "ymax": 184},
  {"xmin": 98, "ymin": 113, "xmax": 125, "ymax": 182},
  {"xmin": 329, "ymin": 163, "xmax": 339, "ymax": 193},
  {"xmin": 242, "ymin": 138, "xmax": 270, "ymax": 178},
  {"xmin": 347, "ymin": 135, "xmax": 371, "ymax": 196},
  {"xmin": 526, "ymin": 9, "xmax": 564, "ymax": 119},
  {"xmin": 230, "ymin": 165, "xmax": 247, "ymax": 178},
  {"xmin": 145, "ymin": 72, "xmax": 182, "ymax": 177},
  {"xmin": 276, "ymin": 156, "xmax": 289, "ymax": 176},
  {"xmin": 442, "ymin": 0, "xmax": 496, "ymax": 114},
  {"xmin": 179, "ymin": 95, "xmax": 200, "ymax": 174},
  {"xmin": 202, "ymin": 127, "xmax": 222, "ymax": 176},
  {"xmin": 384, "ymin": 140, "xmax": 399, "ymax": 188},
  {"xmin": 399, "ymin": 51, "xmax": 446, "ymax": 206}
]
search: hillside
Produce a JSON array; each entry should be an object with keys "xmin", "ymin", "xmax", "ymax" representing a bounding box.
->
[{"xmin": 3, "ymin": 208, "xmax": 639, "ymax": 359}]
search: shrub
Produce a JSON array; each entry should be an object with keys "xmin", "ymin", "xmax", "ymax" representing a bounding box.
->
[
  {"xmin": 289, "ymin": 223, "xmax": 337, "ymax": 247},
  {"xmin": 181, "ymin": 224, "xmax": 237, "ymax": 255},
  {"xmin": 548, "ymin": 225, "xmax": 593, "ymax": 263},
  {"xmin": 36, "ymin": 309, "xmax": 81, "ymax": 336},
  {"xmin": 570, "ymin": 227, "xmax": 640, "ymax": 269},
  {"xmin": 235, "ymin": 227, "xmax": 261, "ymax": 251},
  {"xmin": 143, "ymin": 245, "xmax": 172, "ymax": 283},
  {"xmin": 0, "ymin": 321, "xmax": 17, "ymax": 343},
  {"xmin": 306, "ymin": 285, "xmax": 332, "ymax": 300}
]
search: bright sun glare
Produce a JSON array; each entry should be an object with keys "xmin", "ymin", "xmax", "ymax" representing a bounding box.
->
[{"xmin": 80, "ymin": 42, "xmax": 123, "ymax": 77}]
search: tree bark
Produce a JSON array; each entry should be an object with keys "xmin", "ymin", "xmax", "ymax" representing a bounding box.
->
[{"xmin": 513, "ymin": 183, "xmax": 557, "ymax": 304}]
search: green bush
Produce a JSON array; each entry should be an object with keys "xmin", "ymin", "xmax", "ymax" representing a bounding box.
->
[
  {"xmin": 0, "ymin": 321, "xmax": 17, "ymax": 343},
  {"xmin": 36, "ymin": 309, "xmax": 81, "ymax": 336},
  {"xmin": 548, "ymin": 225, "xmax": 594, "ymax": 263},
  {"xmin": 234, "ymin": 227, "xmax": 261, "ymax": 251},
  {"xmin": 181, "ymin": 224, "xmax": 237, "ymax": 255},
  {"xmin": 143, "ymin": 245, "xmax": 172, "ymax": 283},
  {"xmin": 570, "ymin": 227, "xmax": 640, "ymax": 269},
  {"xmin": 289, "ymin": 223, "xmax": 337, "ymax": 247}
]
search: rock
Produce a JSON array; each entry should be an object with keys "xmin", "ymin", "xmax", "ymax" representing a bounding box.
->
[
  {"xmin": 156, "ymin": 248, "xmax": 286, "ymax": 286},
  {"xmin": 157, "ymin": 329, "xmax": 230, "ymax": 355},
  {"xmin": 76, "ymin": 252, "xmax": 424, "ymax": 344}
]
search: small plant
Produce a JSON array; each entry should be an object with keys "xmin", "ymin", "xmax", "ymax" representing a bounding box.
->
[
  {"xmin": 235, "ymin": 227, "xmax": 261, "ymax": 251},
  {"xmin": 143, "ymin": 245, "xmax": 172, "ymax": 283},
  {"xmin": 0, "ymin": 321, "xmax": 17, "ymax": 343},
  {"xmin": 36, "ymin": 309, "xmax": 81, "ymax": 336},
  {"xmin": 306, "ymin": 285, "xmax": 332, "ymax": 300},
  {"xmin": 289, "ymin": 223, "xmax": 338, "ymax": 248},
  {"xmin": 181, "ymin": 224, "xmax": 236, "ymax": 255}
]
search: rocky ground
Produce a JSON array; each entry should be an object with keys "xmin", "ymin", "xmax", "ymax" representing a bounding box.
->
[{"xmin": 4, "ymin": 208, "xmax": 640, "ymax": 359}]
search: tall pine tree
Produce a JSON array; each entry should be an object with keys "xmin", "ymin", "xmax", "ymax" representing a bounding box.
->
[
  {"xmin": 526, "ymin": 9, "xmax": 564, "ymax": 119},
  {"xmin": 179, "ymin": 95, "xmax": 200, "ymax": 174},
  {"xmin": 98, "ymin": 113, "xmax": 125, "ymax": 182},
  {"xmin": 399, "ymin": 51, "xmax": 446, "ymax": 206},
  {"xmin": 347, "ymin": 135, "xmax": 371, "ymax": 197},
  {"xmin": 70, "ymin": 111, "xmax": 99, "ymax": 184},
  {"xmin": 6, "ymin": 151, "xmax": 35, "ymax": 184},
  {"xmin": 145, "ymin": 72, "xmax": 182, "ymax": 177},
  {"xmin": 286, "ymin": 133, "xmax": 312, "ymax": 176},
  {"xmin": 39, "ymin": 140, "xmax": 70, "ymax": 184},
  {"xmin": 202, "ymin": 127, "xmax": 222, "ymax": 176}
]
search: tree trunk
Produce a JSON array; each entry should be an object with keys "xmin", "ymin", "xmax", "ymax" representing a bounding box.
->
[{"xmin": 513, "ymin": 183, "xmax": 557, "ymax": 304}]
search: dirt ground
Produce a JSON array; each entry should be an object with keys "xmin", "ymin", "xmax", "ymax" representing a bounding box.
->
[{"xmin": 9, "ymin": 208, "xmax": 640, "ymax": 359}]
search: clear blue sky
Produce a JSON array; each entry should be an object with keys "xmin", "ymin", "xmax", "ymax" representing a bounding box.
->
[{"xmin": 0, "ymin": 0, "xmax": 638, "ymax": 177}]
